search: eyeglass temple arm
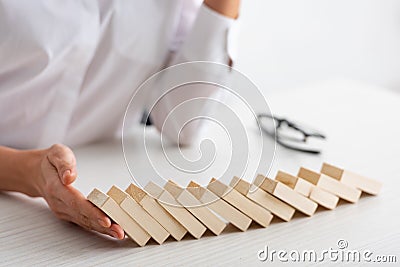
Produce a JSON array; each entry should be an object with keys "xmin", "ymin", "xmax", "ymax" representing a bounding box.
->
[{"xmin": 257, "ymin": 113, "xmax": 326, "ymax": 140}]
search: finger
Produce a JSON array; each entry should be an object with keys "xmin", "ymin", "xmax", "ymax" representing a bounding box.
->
[
  {"xmin": 51, "ymin": 196, "xmax": 120, "ymax": 239},
  {"xmin": 59, "ymin": 185, "xmax": 114, "ymax": 230},
  {"xmin": 68, "ymin": 215, "xmax": 120, "ymax": 239},
  {"xmin": 109, "ymin": 223, "xmax": 125, "ymax": 240},
  {"xmin": 77, "ymin": 201, "xmax": 124, "ymax": 239},
  {"xmin": 55, "ymin": 184, "xmax": 125, "ymax": 239},
  {"xmin": 47, "ymin": 144, "xmax": 77, "ymax": 185},
  {"xmin": 54, "ymin": 211, "xmax": 72, "ymax": 222},
  {"xmin": 72, "ymin": 203, "xmax": 124, "ymax": 239}
]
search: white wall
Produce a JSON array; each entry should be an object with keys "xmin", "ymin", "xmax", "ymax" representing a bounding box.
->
[{"xmin": 236, "ymin": 0, "xmax": 400, "ymax": 93}]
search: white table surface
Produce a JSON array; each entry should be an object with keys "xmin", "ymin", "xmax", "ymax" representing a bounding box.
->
[{"xmin": 1, "ymin": 81, "xmax": 399, "ymax": 266}]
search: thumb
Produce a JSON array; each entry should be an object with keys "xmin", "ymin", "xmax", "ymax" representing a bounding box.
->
[{"xmin": 47, "ymin": 144, "xmax": 78, "ymax": 185}]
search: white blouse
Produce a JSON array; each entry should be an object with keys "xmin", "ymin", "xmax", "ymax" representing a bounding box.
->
[{"xmin": 0, "ymin": 0, "xmax": 237, "ymax": 149}]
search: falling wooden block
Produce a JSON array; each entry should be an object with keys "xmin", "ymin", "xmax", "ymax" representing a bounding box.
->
[
  {"xmin": 87, "ymin": 188, "xmax": 150, "ymax": 246},
  {"xmin": 187, "ymin": 181, "xmax": 252, "ymax": 231},
  {"xmin": 275, "ymin": 171, "xmax": 313, "ymax": 197},
  {"xmin": 145, "ymin": 182, "xmax": 206, "ymax": 239},
  {"xmin": 125, "ymin": 183, "xmax": 187, "ymax": 241},
  {"xmin": 309, "ymin": 187, "xmax": 339, "ymax": 210},
  {"xmin": 254, "ymin": 175, "xmax": 318, "ymax": 216},
  {"xmin": 276, "ymin": 171, "xmax": 339, "ymax": 210},
  {"xmin": 164, "ymin": 180, "xmax": 226, "ymax": 235},
  {"xmin": 230, "ymin": 176, "xmax": 295, "ymax": 222},
  {"xmin": 298, "ymin": 167, "xmax": 362, "ymax": 203},
  {"xmin": 107, "ymin": 186, "xmax": 169, "ymax": 245},
  {"xmin": 321, "ymin": 163, "xmax": 382, "ymax": 195},
  {"xmin": 207, "ymin": 178, "xmax": 273, "ymax": 227}
]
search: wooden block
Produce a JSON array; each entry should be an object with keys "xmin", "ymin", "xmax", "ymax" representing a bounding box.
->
[
  {"xmin": 187, "ymin": 181, "xmax": 252, "ymax": 231},
  {"xmin": 276, "ymin": 171, "xmax": 339, "ymax": 210},
  {"xmin": 107, "ymin": 186, "xmax": 169, "ymax": 245},
  {"xmin": 126, "ymin": 183, "xmax": 187, "ymax": 241},
  {"xmin": 276, "ymin": 171, "xmax": 313, "ymax": 197},
  {"xmin": 254, "ymin": 175, "xmax": 318, "ymax": 216},
  {"xmin": 321, "ymin": 163, "xmax": 382, "ymax": 195},
  {"xmin": 164, "ymin": 180, "xmax": 226, "ymax": 235},
  {"xmin": 298, "ymin": 167, "xmax": 362, "ymax": 203},
  {"xmin": 87, "ymin": 189, "xmax": 150, "ymax": 246},
  {"xmin": 145, "ymin": 182, "xmax": 207, "ymax": 239},
  {"xmin": 230, "ymin": 177, "xmax": 295, "ymax": 222},
  {"xmin": 309, "ymin": 187, "xmax": 339, "ymax": 210},
  {"xmin": 229, "ymin": 176, "xmax": 251, "ymax": 196},
  {"xmin": 144, "ymin": 181, "xmax": 164, "ymax": 198},
  {"xmin": 207, "ymin": 178, "xmax": 273, "ymax": 227}
]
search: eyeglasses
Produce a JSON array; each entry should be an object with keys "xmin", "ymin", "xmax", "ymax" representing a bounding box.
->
[{"xmin": 257, "ymin": 114, "xmax": 326, "ymax": 154}]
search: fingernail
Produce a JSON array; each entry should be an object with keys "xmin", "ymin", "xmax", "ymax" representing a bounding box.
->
[
  {"xmin": 63, "ymin": 170, "xmax": 70, "ymax": 178},
  {"xmin": 98, "ymin": 218, "xmax": 108, "ymax": 228},
  {"xmin": 62, "ymin": 170, "xmax": 70, "ymax": 183},
  {"xmin": 110, "ymin": 230, "xmax": 120, "ymax": 239}
]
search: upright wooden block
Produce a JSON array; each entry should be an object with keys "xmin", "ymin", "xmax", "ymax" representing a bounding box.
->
[
  {"xmin": 230, "ymin": 177, "xmax": 295, "ymax": 222},
  {"xmin": 298, "ymin": 167, "xmax": 362, "ymax": 203},
  {"xmin": 207, "ymin": 178, "xmax": 273, "ymax": 227},
  {"xmin": 164, "ymin": 180, "xmax": 226, "ymax": 235},
  {"xmin": 254, "ymin": 175, "xmax": 318, "ymax": 216},
  {"xmin": 126, "ymin": 183, "xmax": 187, "ymax": 241},
  {"xmin": 87, "ymin": 189, "xmax": 150, "ymax": 246},
  {"xmin": 145, "ymin": 182, "xmax": 206, "ymax": 239},
  {"xmin": 321, "ymin": 163, "xmax": 382, "ymax": 195},
  {"xmin": 276, "ymin": 171, "xmax": 339, "ymax": 210},
  {"xmin": 107, "ymin": 186, "xmax": 169, "ymax": 245},
  {"xmin": 187, "ymin": 181, "xmax": 252, "ymax": 231}
]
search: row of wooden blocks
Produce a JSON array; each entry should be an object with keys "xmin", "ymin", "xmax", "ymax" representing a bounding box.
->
[{"xmin": 87, "ymin": 163, "xmax": 382, "ymax": 246}]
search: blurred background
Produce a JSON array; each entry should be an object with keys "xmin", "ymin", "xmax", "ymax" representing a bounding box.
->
[{"xmin": 236, "ymin": 0, "xmax": 400, "ymax": 94}]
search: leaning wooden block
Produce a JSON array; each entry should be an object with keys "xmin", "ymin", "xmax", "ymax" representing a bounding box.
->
[
  {"xmin": 254, "ymin": 175, "xmax": 318, "ymax": 216},
  {"xmin": 230, "ymin": 176, "xmax": 295, "ymax": 222},
  {"xmin": 164, "ymin": 180, "xmax": 226, "ymax": 235},
  {"xmin": 187, "ymin": 181, "xmax": 252, "ymax": 231},
  {"xmin": 276, "ymin": 171, "xmax": 339, "ymax": 210},
  {"xmin": 207, "ymin": 178, "xmax": 273, "ymax": 227},
  {"xmin": 126, "ymin": 183, "xmax": 187, "ymax": 241},
  {"xmin": 87, "ymin": 188, "xmax": 150, "ymax": 246},
  {"xmin": 145, "ymin": 182, "xmax": 206, "ymax": 239},
  {"xmin": 298, "ymin": 167, "xmax": 362, "ymax": 203},
  {"xmin": 107, "ymin": 186, "xmax": 169, "ymax": 245},
  {"xmin": 321, "ymin": 163, "xmax": 382, "ymax": 195},
  {"xmin": 309, "ymin": 187, "xmax": 339, "ymax": 210},
  {"xmin": 275, "ymin": 171, "xmax": 314, "ymax": 197}
]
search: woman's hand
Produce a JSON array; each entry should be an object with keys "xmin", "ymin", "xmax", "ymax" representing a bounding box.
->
[{"xmin": 36, "ymin": 144, "xmax": 124, "ymax": 239}]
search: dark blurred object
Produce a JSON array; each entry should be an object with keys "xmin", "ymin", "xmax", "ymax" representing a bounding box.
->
[
  {"xmin": 140, "ymin": 110, "xmax": 152, "ymax": 126},
  {"xmin": 257, "ymin": 114, "xmax": 326, "ymax": 154}
]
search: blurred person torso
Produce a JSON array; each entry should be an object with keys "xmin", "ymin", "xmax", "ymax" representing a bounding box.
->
[{"xmin": 0, "ymin": 0, "xmax": 209, "ymax": 148}]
